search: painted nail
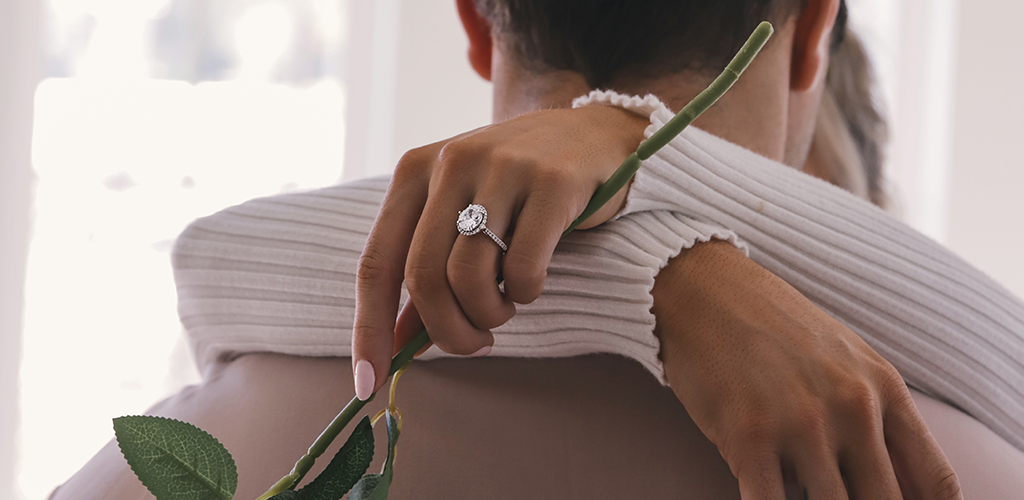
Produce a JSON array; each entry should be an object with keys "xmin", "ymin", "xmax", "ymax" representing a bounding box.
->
[
  {"xmin": 354, "ymin": 359, "xmax": 375, "ymax": 401},
  {"xmin": 470, "ymin": 345, "xmax": 492, "ymax": 357}
]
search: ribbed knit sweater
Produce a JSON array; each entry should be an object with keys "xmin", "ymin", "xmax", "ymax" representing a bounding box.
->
[{"xmin": 172, "ymin": 91, "xmax": 1024, "ymax": 452}]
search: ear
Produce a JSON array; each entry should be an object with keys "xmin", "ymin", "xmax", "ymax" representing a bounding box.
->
[
  {"xmin": 790, "ymin": 0, "xmax": 840, "ymax": 91},
  {"xmin": 456, "ymin": 0, "xmax": 493, "ymax": 81}
]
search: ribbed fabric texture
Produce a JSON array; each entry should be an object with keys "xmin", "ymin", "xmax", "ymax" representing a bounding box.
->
[
  {"xmin": 575, "ymin": 89, "xmax": 1024, "ymax": 452},
  {"xmin": 172, "ymin": 176, "xmax": 744, "ymax": 385},
  {"xmin": 174, "ymin": 89, "xmax": 1024, "ymax": 454}
]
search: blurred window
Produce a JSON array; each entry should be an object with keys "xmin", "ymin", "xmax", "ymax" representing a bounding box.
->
[{"xmin": 19, "ymin": 1, "xmax": 351, "ymax": 498}]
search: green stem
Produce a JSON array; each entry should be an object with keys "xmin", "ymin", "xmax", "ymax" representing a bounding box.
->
[
  {"xmin": 256, "ymin": 20, "xmax": 773, "ymax": 500},
  {"xmin": 563, "ymin": 21, "xmax": 773, "ymax": 235},
  {"xmin": 254, "ymin": 331, "xmax": 430, "ymax": 499}
]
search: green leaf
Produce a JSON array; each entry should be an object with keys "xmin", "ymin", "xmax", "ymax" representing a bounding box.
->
[
  {"xmin": 293, "ymin": 416, "xmax": 375, "ymax": 500},
  {"xmin": 268, "ymin": 491, "xmax": 300, "ymax": 500},
  {"xmin": 113, "ymin": 415, "xmax": 236, "ymax": 500},
  {"xmin": 349, "ymin": 410, "xmax": 400, "ymax": 500}
]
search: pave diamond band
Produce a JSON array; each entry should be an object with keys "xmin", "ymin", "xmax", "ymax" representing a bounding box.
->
[
  {"xmin": 480, "ymin": 226, "xmax": 508, "ymax": 252},
  {"xmin": 457, "ymin": 203, "xmax": 507, "ymax": 252}
]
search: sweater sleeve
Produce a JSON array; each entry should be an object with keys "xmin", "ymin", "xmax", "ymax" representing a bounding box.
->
[
  {"xmin": 172, "ymin": 177, "xmax": 745, "ymax": 390},
  {"xmin": 574, "ymin": 89, "xmax": 1024, "ymax": 452}
]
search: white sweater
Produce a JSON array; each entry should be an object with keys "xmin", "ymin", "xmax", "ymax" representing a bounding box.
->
[{"xmin": 172, "ymin": 91, "xmax": 1024, "ymax": 452}]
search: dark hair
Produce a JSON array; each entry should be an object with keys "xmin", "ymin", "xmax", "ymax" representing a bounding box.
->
[{"xmin": 475, "ymin": 0, "xmax": 848, "ymax": 89}]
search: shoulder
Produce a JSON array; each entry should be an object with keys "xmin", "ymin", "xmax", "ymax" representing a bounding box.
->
[
  {"xmin": 179, "ymin": 176, "xmax": 390, "ymax": 236},
  {"xmin": 172, "ymin": 175, "xmax": 390, "ymax": 270},
  {"xmin": 169, "ymin": 175, "xmax": 393, "ymax": 367}
]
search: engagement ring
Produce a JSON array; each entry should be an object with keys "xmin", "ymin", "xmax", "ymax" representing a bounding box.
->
[{"xmin": 457, "ymin": 204, "xmax": 507, "ymax": 252}]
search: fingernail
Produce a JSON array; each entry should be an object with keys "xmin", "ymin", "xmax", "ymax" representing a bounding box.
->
[
  {"xmin": 470, "ymin": 345, "xmax": 492, "ymax": 357},
  {"xmin": 354, "ymin": 359, "xmax": 375, "ymax": 401}
]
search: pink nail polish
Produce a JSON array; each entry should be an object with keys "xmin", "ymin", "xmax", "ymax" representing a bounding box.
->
[
  {"xmin": 471, "ymin": 345, "xmax": 492, "ymax": 357},
  {"xmin": 354, "ymin": 359, "xmax": 375, "ymax": 401}
]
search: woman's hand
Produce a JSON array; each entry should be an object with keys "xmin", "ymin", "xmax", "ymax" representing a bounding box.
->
[
  {"xmin": 652, "ymin": 241, "xmax": 962, "ymax": 500},
  {"xmin": 351, "ymin": 105, "xmax": 648, "ymax": 399}
]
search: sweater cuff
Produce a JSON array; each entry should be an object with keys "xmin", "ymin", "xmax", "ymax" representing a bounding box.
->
[
  {"xmin": 573, "ymin": 89, "xmax": 747, "ymax": 253},
  {"xmin": 572, "ymin": 90, "xmax": 690, "ymax": 219},
  {"xmin": 572, "ymin": 90, "xmax": 673, "ymax": 121}
]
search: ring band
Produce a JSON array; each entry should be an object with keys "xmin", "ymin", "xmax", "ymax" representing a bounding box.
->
[{"xmin": 457, "ymin": 203, "xmax": 508, "ymax": 252}]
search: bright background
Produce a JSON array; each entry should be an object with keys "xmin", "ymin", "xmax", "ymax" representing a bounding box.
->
[{"xmin": 0, "ymin": 0, "xmax": 1021, "ymax": 498}]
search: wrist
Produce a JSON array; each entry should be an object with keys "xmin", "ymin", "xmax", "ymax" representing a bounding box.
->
[{"xmin": 651, "ymin": 240, "xmax": 758, "ymax": 342}]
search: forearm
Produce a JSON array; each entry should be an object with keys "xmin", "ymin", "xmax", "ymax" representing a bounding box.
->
[
  {"xmin": 575, "ymin": 89, "xmax": 1024, "ymax": 451},
  {"xmin": 636, "ymin": 124, "xmax": 1024, "ymax": 451},
  {"xmin": 650, "ymin": 240, "xmax": 749, "ymax": 419},
  {"xmin": 651, "ymin": 239, "xmax": 751, "ymax": 344}
]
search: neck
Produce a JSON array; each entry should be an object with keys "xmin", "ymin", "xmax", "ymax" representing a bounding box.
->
[{"xmin": 490, "ymin": 40, "xmax": 794, "ymax": 164}]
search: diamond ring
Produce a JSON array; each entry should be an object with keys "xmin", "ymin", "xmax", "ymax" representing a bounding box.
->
[{"xmin": 457, "ymin": 203, "xmax": 507, "ymax": 252}]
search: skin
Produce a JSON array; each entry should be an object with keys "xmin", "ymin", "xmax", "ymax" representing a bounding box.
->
[
  {"xmin": 651, "ymin": 241, "xmax": 961, "ymax": 499},
  {"xmin": 352, "ymin": 0, "xmax": 963, "ymax": 498}
]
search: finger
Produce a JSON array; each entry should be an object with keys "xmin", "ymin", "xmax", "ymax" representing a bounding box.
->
[
  {"xmin": 780, "ymin": 419, "xmax": 848, "ymax": 500},
  {"xmin": 826, "ymin": 378, "xmax": 901, "ymax": 499},
  {"xmin": 501, "ymin": 180, "xmax": 580, "ymax": 304},
  {"xmin": 352, "ymin": 152, "xmax": 431, "ymax": 400},
  {"xmin": 838, "ymin": 423, "xmax": 901, "ymax": 499},
  {"xmin": 736, "ymin": 456, "xmax": 787, "ymax": 500},
  {"xmin": 393, "ymin": 299, "xmax": 432, "ymax": 357},
  {"xmin": 790, "ymin": 452, "xmax": 848, "ymax": 500},
  {"xmin": 572, "ymin": 178, "xmax": 631, "ymax": 230},
  {"xmin": 405, "ymin": 184, "xmax": 494, "ymax": 356},
  {"xmin": 883, "ymin": 382, "xmax": 962, "ymax": 499},
  {"xmin": 448, "ymin": 197, "xmax": 516, "ymax": 330}
]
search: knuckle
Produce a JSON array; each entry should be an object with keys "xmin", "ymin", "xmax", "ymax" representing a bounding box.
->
[
  {"xmin": 429, "ymin": 329, "xmax": 483, "ymax": 355},
  {"xmin": 472, "ymin": 310, "xmax": 511, "ymax": 331},
  {"xmin": 448, "ymin": 260, "xmax": 511, "ymax": 330},
  {"xmin": 447, "ymin": 255, "xmax": 491, "ymax": 290},
  {"xmin": 394, "ymin": 146, "xmax": 432, "ymax": 180},
  {"xmin": 356, "ymin": 246, "xmax": 393, "ymax": 285},
  {"xmin": 404, "ymin": 260, "xmax": 444, "ymax": 298},
  {"xmin": 876, "ymin": 363, "xmax": 920, "ymax": 421},
  {"xmin": 879, "ymin": 363, "xmax": 912, "ymax": 402},
  {"xmin": 437, "ymin": 140, "xmax": 477, "ymax": 175},
  {"xmin": 840, "ymin": 379, "xmax": 882, "ymax": 425},
  {"xmin": 351, "ymin": 322, "xmax": 381, "ymax": 347},
  {"xmin": 502, "ymin": 252, "xmax": 547, "ymax": 303},
  {"xmin": 929, "ymin": 463, "xmax": 962, "ymax": 500}
]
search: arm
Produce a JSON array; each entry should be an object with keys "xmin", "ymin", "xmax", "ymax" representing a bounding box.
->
[
  {"xmin": 576, "ymin": 90, "xmax": 1024, "ymax": 452},
  {"xmin": 172, "ymin": 100, "xmax": 964, "ymax": 497},
  {"xmin": 652, "ymin": 240, "xmax": 960, "ymax": 499},
  {"xmin": 342, "ymin": 98, "xmax": 963, "ymax": 497}
]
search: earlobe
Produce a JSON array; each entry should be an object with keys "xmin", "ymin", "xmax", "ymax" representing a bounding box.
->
[
  {"xmin": 790, "ymin": 0, "xmax": 840, "ymax": 91},
  {"xmin": 456, "ymin": 0, "xmax": 493, "ymax": 81}
]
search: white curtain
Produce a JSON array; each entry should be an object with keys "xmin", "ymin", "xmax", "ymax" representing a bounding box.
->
[{"xmin": 0, "ymin": 0, "xmax": 41, "ymax": 498}]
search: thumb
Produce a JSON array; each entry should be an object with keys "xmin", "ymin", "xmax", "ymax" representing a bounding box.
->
[{"xmin": 574, "ymin": 181, "xmax": 631, "ymax": 230}]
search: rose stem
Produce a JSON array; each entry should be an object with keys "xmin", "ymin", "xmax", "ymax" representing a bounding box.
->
[{"xmin": 562, "ymin": 20, "xmax": 773, "ymax": 235}]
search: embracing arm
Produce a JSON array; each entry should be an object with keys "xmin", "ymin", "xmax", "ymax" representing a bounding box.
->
[
  {"xmin": 652, "ymin": 240, "xmax": 962, "ymax": 498},
  {"xmin": 581, "ymin": 91, "xmax": 1024, "ymax": 451}
]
